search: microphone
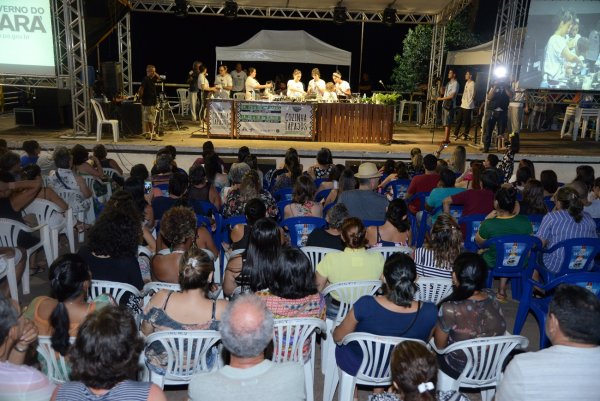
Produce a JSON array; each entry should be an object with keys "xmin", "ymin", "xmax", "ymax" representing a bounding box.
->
[{"xmin": 379, "ymin": 80, "xmax": 387, "ymax": 90}]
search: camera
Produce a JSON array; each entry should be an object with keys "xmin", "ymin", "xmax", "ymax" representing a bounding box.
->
[{"xmin": 158, "ymin": 74, "xmax": 166, "ymax": 80}]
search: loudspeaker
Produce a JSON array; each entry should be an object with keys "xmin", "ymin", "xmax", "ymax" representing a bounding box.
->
[
  {"xmin": 33, "ymin": 88, "xmax": 72, "ymax": 128},
  {"xmin": 121, "ymin": 101, "xmax": 143, "ymax": 136},
  {"xmin": 102, "ymin": 61, "xmax": 123, "ymax": 99}
]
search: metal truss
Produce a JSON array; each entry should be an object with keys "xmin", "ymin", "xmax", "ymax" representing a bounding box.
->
[
  {"xmin": 52, "ymin": 0, "xmax": 69, "ymax": 76},
  {"xmin": 424, "ymin": 23, "xmax": 446, "ymax": 129},
  {"xmin": 0, "ymin": 76, "xmax": 58, "ymax": 88},
  {"xmin": 437, "ymin": 0, "xmax": 472, "ymax": 24},
  {"xmin": 130, "ymin": 1, "xmax": 435, "ymax": 24},
  {"xmin": 118, "ymin": 13, "xmax": 133, "ymax": 95},
  {"xmin": 63, "ymin": 0, "xmax": 90, "ymax": 136}
]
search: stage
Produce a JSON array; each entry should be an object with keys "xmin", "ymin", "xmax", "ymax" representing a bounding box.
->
[{"xmin": 1, "ymin": 111, "xmax": 598, "ymax": 182}]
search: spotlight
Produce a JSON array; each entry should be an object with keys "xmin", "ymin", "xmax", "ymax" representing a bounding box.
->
[
  {"xmin": 494, "ymin": 66, "xmax": 508, "ymax": 79},
  {"xmin": 223, "ymin": 0, "xmax": 238, "ymax": 20},
  {"xmin": 333, "ymin": 4, "xmax": 347, "ymax": 25},
  {"xmin": 383, "ymin": 7, "xmax": 396, "ymax": 26},
  {"xmin": 173, "ymin": 0, "xmax": 188, "ymax": 17}
]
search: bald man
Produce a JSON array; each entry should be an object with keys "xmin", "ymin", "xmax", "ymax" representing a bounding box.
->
[{"xmin": 187, "ymin": 294, "xmax": 305, "ymax": 401}]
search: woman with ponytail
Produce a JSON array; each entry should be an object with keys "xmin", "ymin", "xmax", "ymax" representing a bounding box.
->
[
  {"xmin": 369, "ymin": 341, "xmax": 469, "ymax": 401},
  {"xmin": 434, "ymin": 252, "xmax": 506, "ymax": 380},
  {"xmin": 23, "ymin": 254, "xmax": 113, "ymax": 356},
  {"xmin": 535, "ymin": 186, "xmax": 597, "ymax": 273},
  {"xmin": 333, "ymin": 253, "xmax": 437, "ymax": 378}
]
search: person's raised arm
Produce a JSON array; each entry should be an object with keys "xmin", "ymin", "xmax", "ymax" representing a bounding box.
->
[{"xmin": 10, "ymin": 177, "xmax": 42, "ymax": 212}]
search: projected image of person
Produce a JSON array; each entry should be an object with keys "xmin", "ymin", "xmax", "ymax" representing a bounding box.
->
[{"xmin": 543, "ymin": 9, "xmax": 583, "ymax": 82}]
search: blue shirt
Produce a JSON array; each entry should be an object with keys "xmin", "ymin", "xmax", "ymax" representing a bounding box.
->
[
  {"xmin": 427, "ymin": 187, "xmax": 465, "ymax": 223},
  {"xmin": 20, "ymin": 155, "xmax": 38, "ymax": 167}
]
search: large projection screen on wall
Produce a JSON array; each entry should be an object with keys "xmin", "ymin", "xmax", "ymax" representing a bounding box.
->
[
  {"xmin": 519, "ymin": 0, "xmax": 600, "ymax": 91},
  {"xmin": 0, "ymin": 0, "xmax": 56, "ymax": 76}
]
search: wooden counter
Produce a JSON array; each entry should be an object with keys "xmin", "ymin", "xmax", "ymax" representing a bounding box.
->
[{"xmin": 316, "ymin": 103, "xmax": 394, "ymax": 144}]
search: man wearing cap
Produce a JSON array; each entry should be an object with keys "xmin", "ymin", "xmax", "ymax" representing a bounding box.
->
[
  {"xmin": 338, "ymin": 162, "xmax": 388, "ymax": 221},
  {"xmin": 406, "ymin": 154, "xmax": 440, "ymax": 214}
]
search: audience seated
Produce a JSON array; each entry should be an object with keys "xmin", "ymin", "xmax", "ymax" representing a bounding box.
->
[
  {"xmin": 123, "ymin": 178, "xmax": 156, "ymax": 247},
  {"xmin": 142, "ymin": 248, "xmax": 227, "ymax": 374},
  {"xmin": 519, "ymin": 179, "xmax": 548, "ymax": 215},
  {"xmin": 0, "ymin": 293, "xmax": 54, "ymax": 401},
  {"xmin": 305, "ymin": 203, "xmax": 349, "ymax": 250},
  {"xmin": 188, "ymin": 294, "xmax": 305, "ymax": 401},
  {"xmin": 448, "ymin": 145, "xmax": 467, "ymax": 175},
  {"xmin": 0, "ymin": 150, "xmax": 22, "ymax": 179},
  {"xmin": 51, "ymin": 305, "xmax": 166, "ymax": 401},
  {"xmin": 20, "ymin": 140, "xmax": 41, "ymax": 168},
  {"xmin": 334, "ymin": 253, "xmax": 437, "ymax": 377},
  {"xmin": 0, "ymin": 248, "xmax": 25, "ymax": 298},
  {"xmin": 406, "ymin": 148, "xmax": 424, "ymax": 178},
  {"xmin": 283, "ymin": 175, "xmax": 322, "ymax": 219},
  {"xmin": 307, "ymin": 147, "xmax": 334, "ymax": 180},
  {"xmin": 192, "ymin": 141, "xmax": 226, "ymax": 173},
  {"xmin": 433, "ymin": 253, "xmax": 506, "ymax": 379},
  {"xmin": 323, "ymin": 167, "xmax": 356, "ymax": 207},
  {"xmin": 584, "ymin": 177, "xmax": 600, "ymax": 218},
  {"xmin": 378, "ymin": 161, "xmax": 410, "ymax": 194},
  {"xmin": 426, "ymin": 168, "xmax": 465, "ymax": 223},
  {"xmin": 151, "ymin": 172, "xmax": 188, "ymax": 222},
  {"xmin": 368, "ymin": 341, "xmax": 469, "ymax": 401},
  {"xmin": 150, "ymin": 153, "xmax": 174, "ymax": 198},
  {"xmin": 229, "ymin": 198, "xmax": 266, "ymax": 251},
  {"xmin": 496, "ymin": 284, "xmax": 600, "ymax": 401},
  {"xmin": 406, "ymin": 154, "xmax": 440, "ymax": 214},
  {"xmin": 456, "ymin": 160, "xmax": 483, "ymax": 189},
  {"xmin": 512, "ymin": 166, "xmax": 533, "ymax": 193},
  {"xmin": 317, "ymin": 164, "xmax": 345, "ymax": 193},
  {"xmin": 221, "ymin": 162, "xmax": 250, "ymax": 204},
  {"xmin": 71, "ymin": 144, "xmax": 104, "ymax": 180},
  {"xmin": 574, "ymin": 165, "xmax": 595, "ymax": 201},
  {"xmin": 223, "ymin": 170, "xmax": 278, "ymax": 219},
  {"xmin": 413, "ymin": 214, "xmax": 462, "ymax": 279},
  {"xmin": 22, "ymin": 164, "xmax": 69, "ymax": 217},
  {"xmin": 272, "ymin": 150, "xmax": 303, "ymax": 194},
  {"xmin": 188, "ymin": 164, "xmax": 222, "ymax": 210},
  {"xmin": 92, "ymin": 144, "xmax": 123, "ymax": 186},
  {"xmin": 540, "ymin": 169, "xmax": 559, "ymax": 197},
  {"xmin": 339, "ymin": 163, "xmax": 388, "ymax": 221},
  {"xmin": 204, "ymin": 153, "xmax": 229, "ymax": 192},
  {"xmin": 366, "ymin": 198, "xmax": 411, "ymax": 247},
  {"xmin": 535, "ymin": 186, "xmax": 597, "ymax": 273}
]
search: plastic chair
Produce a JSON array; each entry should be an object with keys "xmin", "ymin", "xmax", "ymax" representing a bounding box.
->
[
  {"xmin": 142, "ymin": 281, "xmax": 181, "ymax": 308},
  {"xmin": 142, "ymin": 330, "xmax": 221, "ymax": 388},
  {"xmin": 384, "ymin": 179, "xmax": 411, "ymax": 200},
  {"xmin": 321, "ymin": 280, "xmax": 382, "ymax": 401},
  {"xmin": 478, "ymin": 235, "xmax": 542, "ymax": 300},
  {"xmin": 414, "ymin": 277, "xmax": 453, "ymax": 304},
  {"xmin": 277, "ymin": 200, "xmax": 292, "ymax": 222},
  {"xmin": 90, "ymin": 99, "xmax": 119, "ymax": 142},
  {"xmin": 458, "ymin": 214, "xmax": 486, "ymax": 252},
  {"xmin": 526, "ymin": 214, "xmax": 544, "ymax": 235},
  {"xmin": 23, "ymin": 198, "xmax": 75, "ymax": 260},
  {"xmin": 337, "ymin": 334, "xmax": 426, "ymax": 401},
  {"xmin": 0, "ymin": 254, "xmax": 18, "ymax": 301},
  {"xmin": 102, "ymin": 167, "xmax": 122, "ymax": 179},
  {"xmin": 537, "ymin": 237, "xmax": 600, "ymax": 283},
  {"xmin": 219, "ymin": 215, "xmax": 247, "ymax": 276},
  {"xmin": 362, "ymin": 220, "xmax": 385, "ymax": 228},
  {"xmin": 274, "ymin": 188, "xmax": 293, "ymax": 202},
  {"xmin": 367, "ymin": 246, "xmax": 413, "ymax": 261},
  {"xmin": 83, "ymin": 176, "xmax": 112, "ymax": 204},
  {"xmin": 431, "ymin": 335, "xmax": 529, "ymax": 401},
  {"xmin": 0, "ymin": 218, "xmax": 53, "ymax": 296},
  {"xmin": 89, "ymin": 279, "xmax": 142, "ymax": 305},
  {"xmin": 53, "ymin": 187, "xmax": 93, "ymax": 241},
  {"xmin": 300, "ymin": 246, "xmax": 341, "ymax": 272},
  {"xmin": 176, "ymin": 88, "xmax": 190, "ymax": 116},
  {"xmin": 323, "ymin": 201, "xmax": 336, "ymax": 216},
  {"xmin": 543, "ymin": 196, "xmax": 555, "ymax": 211},
  {"xmin": 36, "ymin": 336, "xmax": 75, "ymax": 384},
  {"xmin": 595, "ymin": 218, "xmax": 600, "ymax": 237},
  {"xmin": 315, "ymin": 188, "xmax": 332, "ymax": 203},
  {"xmin": 272, "ymin": 318, "xmax": 327, "ymax": 401},
  {"xmin": 282, "ymin": 216, "xmax": 327, "ymax": 247}
]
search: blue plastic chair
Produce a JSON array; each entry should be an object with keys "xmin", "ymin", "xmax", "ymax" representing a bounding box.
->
[
  {"xmin": 537, "ymin": 237, "xmax": 600, "ymax": 284},
  {"xmin": 315, "ymin": 189, "xmax": 332, "ymax": 203},
  {"xmin": 362, "ymin": 220, "xmax": 385, "ymax": 228},
  {"xmin": 218, "ymin": 215, "xmax": 247, "ymax": 275},
  {"xmin": 195, "ymin": 211, "xmax": 223, "ymax": 252},
  {"xmin": 526, "ymin": 214, "xmax": 544, "ymax": 235},
  {"xmin": 323, "ymin": 201, "xmax": 336, "ymax": 216},
  {"xmin": 384, "ymin": 179, "xmax": 411, "ymax": 200},
  {"xmin": 458, "ymin": 214, "xmax": 486, "ymax": 252},
  {"xmin": 189, "ymin": 199, "xmax": 220, "ymax": 216},
  {"xmin": 594, "ymin": 218, "xmax": 600, "ymax": 237},
  {"xmin": 274, "ymin": 188, "xmax": 293, "ymax": 202},
  {"xmin": 405, "ymin": 191, "xmax": 430, "ymax": 214},
  {"xmin": 431, "ymin": 205, "xmax": 463, "ymax": 222},
  {"xmin": 314, "ymin": 178, "xmax": 329, "ymax": 189},
  {"xmin": 514, "ymin": 266, "xmax": 600, "ymax": 348},
  {"xmin": 478, "ymin": 235, "xmax": 542, "ymax": 300},
  {"xmin": 276, "ymin": 200, "xmax": 292, "ymax": 222},
  {"xmin": 281, "ymin": 216, "xmax": 327, "ymax": 247},
  {"xmin": 543, "ymin": 196, "xmax": 555, "ymax": 212}
]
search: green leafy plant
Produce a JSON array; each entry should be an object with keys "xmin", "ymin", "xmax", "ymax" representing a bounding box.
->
[{"xmin": 372, "ymin": 92, "xmax": 402, "ymax": 105}]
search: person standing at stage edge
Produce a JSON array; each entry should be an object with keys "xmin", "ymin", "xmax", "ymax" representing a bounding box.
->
[
  {"xmin": 483, "ymin": 79, "xmax": 512, "ymax": 153},
  {"xmin": 437, "ymin": 69, "xmax": 459, "ymax": 146},
  {"xmin": 139, "ymin": 64, "xmax": 160, "ymax": 136},
  {"xmin": 231, "ymin": 63, "xmax": 247, "ymax": 98},
  {"xmin": 188, "ymin": 61, "xmax": 201, "ymax": 121},
  {"xmin": 453, "ymin": 70, "xmax": 475, "ymax": 141}
]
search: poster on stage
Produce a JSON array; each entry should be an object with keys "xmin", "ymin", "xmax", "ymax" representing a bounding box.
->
[
  {"xmin": 236, "ymin": 102, "xmax": 314, "ymax": 138},
  {"xmin": 207, "ymin": 99, "xmax": 233, "ymax": 136}
]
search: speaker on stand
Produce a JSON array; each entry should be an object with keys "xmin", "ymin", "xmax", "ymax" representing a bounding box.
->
[{"xmin": 101, "ymin": 61, "xmax": 123, "ymax": 99}]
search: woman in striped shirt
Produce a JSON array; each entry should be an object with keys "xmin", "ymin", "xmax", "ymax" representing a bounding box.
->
[{"xmin": 413, "ymin": 214, "xmax": 463, "ymax": 279}]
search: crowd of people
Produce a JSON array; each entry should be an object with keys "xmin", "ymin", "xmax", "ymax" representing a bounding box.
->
[{"xmin": 0, "ymin": 137, "xmax": 599, "ymax": 401}]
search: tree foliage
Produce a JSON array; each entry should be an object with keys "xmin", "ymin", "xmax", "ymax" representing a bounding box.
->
[{"xmin": 391, "ymin": 8, "xmax": 481, "ymax": 91}]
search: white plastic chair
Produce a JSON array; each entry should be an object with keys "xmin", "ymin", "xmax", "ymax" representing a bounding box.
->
[
  {"xmin": 367, "ymin": 246, "xmax": 413, "ymax": 260},
  {"xmin": 54, "ymin": 187, "xmax": 94, "ymax": 237},
  {"xmin": 142, "ymin": 329, "xmax": 221, "ymax": 388},
  {"xmin": 322, "ymin": 280, "xmax": 382, "ymax": 401},
  {"xmin": 337, "ymin": 334, "xmax": 426, "ymax": 401},
  {"xmin": 414, "ymin": 277, "xmax": 454, "ymax": 304},
  {"xmin": 23, "ymin": 198, "xmax": 75, "ymax": 260},
  {"xmin": 36, "ymin": 335, "xmax": 75, "ymax": 384},
  {"xmin": 83, "ymin": 175, "xmax": 112, "ymax": 204},
  {"xmin": 0, "ymin": 218, "xmax": 52, "ymax": 295},
  {"xmin": 142, "ymin": 281, "xmax": 181, "ymax": 308},
  {"xmin": 176, "ymin": 88, "xmax": 190, "ymax": 116},
  {"xmin": 0, "ymin": 253, "xmax": 18, "ymax": 301},
  {"xmin": 430, "ymin": 335, "xmax": 529, "ymax": 401},
  {"xmin": 273, "ymin": 318, "xmax": 327, "ymax": 401},
  {"xmin": 301, "ymin": 246, "xmax": 341, "ymax": 272},
  {"xmin": 89, "ymin": 279, "xmax": 142, "ymax": 305},
  {"xmin": 90, "ymin": 98, "xmax": 119, "ymax": 142}
]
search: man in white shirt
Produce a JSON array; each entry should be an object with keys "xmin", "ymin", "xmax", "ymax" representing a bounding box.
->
[
  {"xmin": 307, "ymin": 68, "xmax": 326, "ymax": 98},
  {"xmin": 188, "ymin": 294, "xmax": 305, "ymax": 401},
  {"xmin": 452, "ymin": 70, "xmax": 475, "ymax": 141},
  {"xmin": 230, "ymin": 63, "xmax": 247, "ymax": 98},
  {"xmin": 496, "ymin": 284, "xmax": 600, "ymax": 401},
  {"xmin": 214, "ymin": 65, "xmax": 233, "ymax": 98},
  {"xmin": 332, "ymin": 71, "xmax": 351, "ymax": 98},
  {"xmin": 437, "ymin": 69, "xmax": 459, "ymax": 145}
]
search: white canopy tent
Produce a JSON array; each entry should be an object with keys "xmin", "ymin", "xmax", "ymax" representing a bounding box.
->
[
  {"xmin": 446, "ymin": 41, "xmax": 493, "ymax": 66},
  {"xmin": 215, "ymin": 30, "xmax": 352, "ymax": 78}
]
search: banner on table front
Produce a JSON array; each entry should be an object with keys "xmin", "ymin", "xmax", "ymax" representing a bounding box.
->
[
  {"xmin": 208, "ymin": 100, "xmax": 233, "ymax": 136},
  {"xmin": 236, "ymin": 102, "xmax": 313, "ymax": 138}
]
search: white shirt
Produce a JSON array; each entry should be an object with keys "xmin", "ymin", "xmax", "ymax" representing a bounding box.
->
[
  {"xmin": 231, "ymin": 70, "xmax": 247, "ymax": 92},
  {"xmin": 214, "ymin": 73, "xmax": 233, "ymax": 97},
  {"xmin": 444, "ymin": 79, "xmax": 459, "ymax": 107},
  {"xmin": 544, "ymin": 34, "xmax": 567, "ymax": 79},
  {"xmin": 322, "ymin": 91, "xmax": 338, "ymax": 103},
  {"xmin": 460, "ymin": 80, "xmax": 475, "ymax": 109},
  {"xmin": 286, "ymin": 80, "xmax": 305, "ymax": 98},
  {"xmin": 335, "ymin": 80, "xmax": 351, "ymax": 97},
  {"xmin": 245, "ymin": 76, "xmax": 260, "ymax": 100},
  {"xmin": 308, "ymin": 78, "xmax": 326, "ymax": 96}
]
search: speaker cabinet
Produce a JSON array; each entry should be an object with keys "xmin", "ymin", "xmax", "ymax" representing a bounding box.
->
[
  {"xmin": 121, "ymin": 101, "xmax": 143, "ymax": 136},
  {"xmin": 102, "ymin": 61, "xmax": 123, "ymax": 99}
]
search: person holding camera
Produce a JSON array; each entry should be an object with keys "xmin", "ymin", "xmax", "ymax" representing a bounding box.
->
[
  {"xmin": 139, "ymin": 65, "xmax": 161, "ymax": 136},
  {"xmin": 437, "ymin": 69, "xmax": 459, "ymax": 146},
  {"xmin": 483, "ymin": 80, "xmax": 512, "ymax": 153}
]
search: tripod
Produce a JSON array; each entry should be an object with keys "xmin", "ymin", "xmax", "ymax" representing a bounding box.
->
[{"xmin": 149, "ymin": 82, "xmax": 181, "ymax": 141}]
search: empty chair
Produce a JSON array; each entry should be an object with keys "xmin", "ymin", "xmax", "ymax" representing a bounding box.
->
[
  {"xmin": 176, "ymin": 88, "xmax": 190, "ymax": 116},
  {"xmin": 23, "ymin": 198, "xmax": 75, "ymax": 260},
  {"xmin": 36, "ymin": 336, "xmax": 75, "ymax": 384},
  {"xmin": 90, "ymin": 99, "xmax": 119, "ymax": 142}
]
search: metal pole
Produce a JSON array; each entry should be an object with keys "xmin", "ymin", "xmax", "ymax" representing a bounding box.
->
[{"xmin": 358, "ymin": 20, "xmax": 365, "ymax": 89}]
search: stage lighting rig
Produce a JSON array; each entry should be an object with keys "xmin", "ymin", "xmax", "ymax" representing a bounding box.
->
[
  {"xmin": 383, "ymin": 7, "xmax": 396, "ymax": 26},
  {"xmin": 223, "ymin": 1, "xmax": 238, "ymax": 20},
  {"xmin": 333, "ymin": 2, "xmax": 347, "ymax": 25},
  {"xmin": 173, "ymin": 0, "xmax": 189, "ymax": 17}
]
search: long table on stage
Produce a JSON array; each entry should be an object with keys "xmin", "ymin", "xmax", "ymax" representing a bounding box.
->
[{"xmin": 206, "ymin": 99, "xmax": 394, "ymax": 144}]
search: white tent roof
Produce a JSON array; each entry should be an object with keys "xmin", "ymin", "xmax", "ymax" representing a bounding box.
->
[
  {"xmin": 215, "ymin": 30, "xmax": 352, "ymax": 66},
  {"xmin": 446, "ymin": 41, "xmax": 493, "ymax": 66}
]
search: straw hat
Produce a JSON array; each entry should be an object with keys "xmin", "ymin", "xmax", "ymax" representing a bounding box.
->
[{"xmin": 354, "ymin": 162, "xmax": 381, "ymax": 179}]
